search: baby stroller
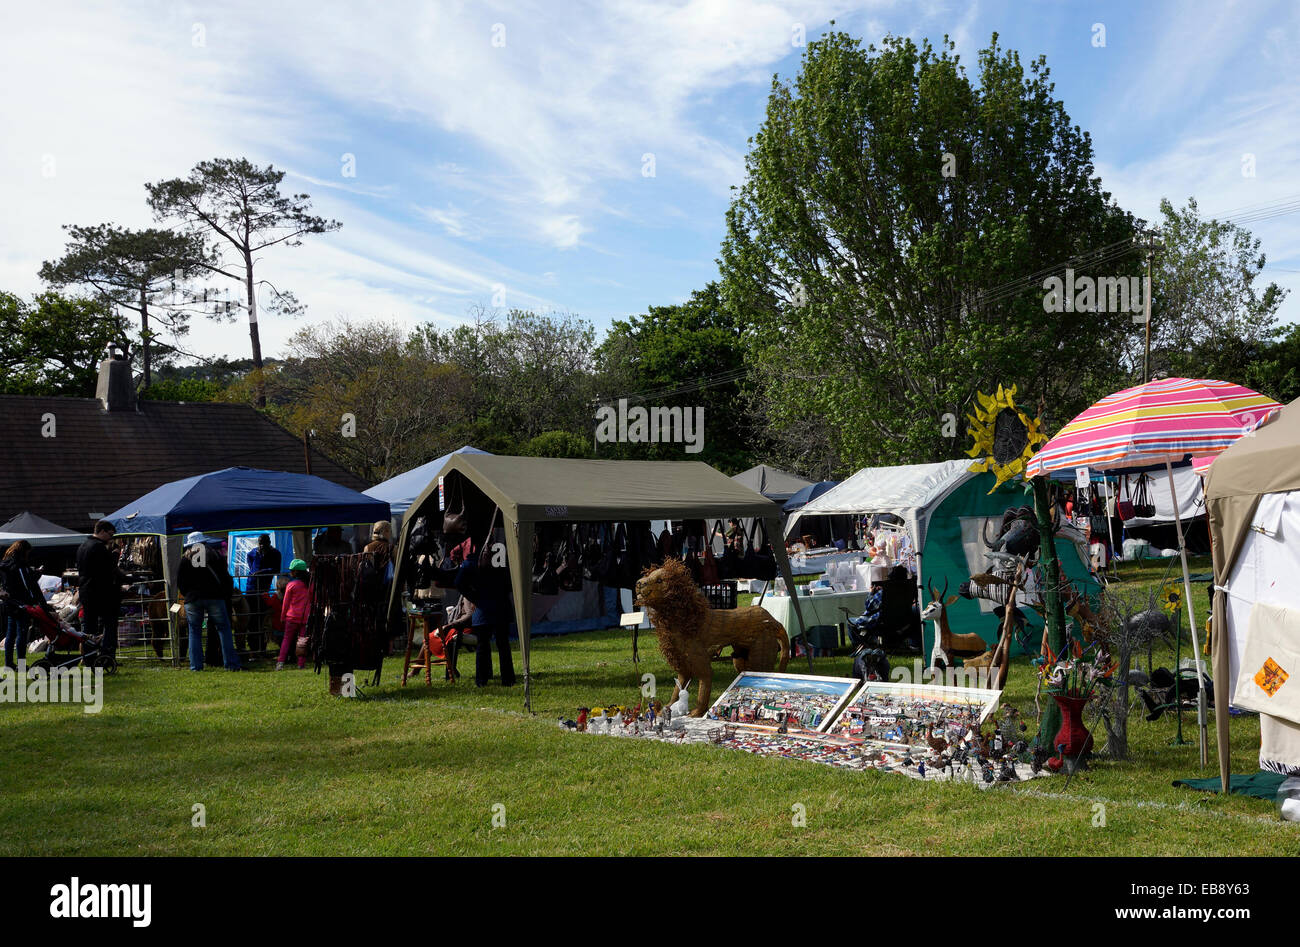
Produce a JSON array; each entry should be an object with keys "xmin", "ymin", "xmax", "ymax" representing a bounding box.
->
[{"xmin": 25, "ymin": 604, "xmax": 117, "ymax": 674}]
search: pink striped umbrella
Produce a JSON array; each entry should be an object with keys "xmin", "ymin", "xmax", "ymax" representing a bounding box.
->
[
  {"xmin": 1025, "ymin": 376, "xmax": 1280, "ymax": 767},
  {"xmin": 1025, "ymin": 377, "xmax": 1281, "ymax": 476}
]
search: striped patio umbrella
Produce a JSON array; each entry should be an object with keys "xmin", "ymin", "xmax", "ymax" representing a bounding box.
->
[
  {"xmin": 1026, "ymin": 377, "xmax": 1281, "ymax": 767},
  {"xmin": 1025, "ymin": 377, "xmax": 1281, "ymax": 476}
]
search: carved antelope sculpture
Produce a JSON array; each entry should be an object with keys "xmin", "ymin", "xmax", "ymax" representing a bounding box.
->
[
  {"xmin": 922, "ymin": 579, "xmax": 992, "ymax": 668},
  {"xmin": 924, "ymin": 570, "xmax": 1024, "ymax": 691}
]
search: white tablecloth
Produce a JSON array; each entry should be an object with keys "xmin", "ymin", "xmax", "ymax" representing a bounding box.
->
[
  {"xmin": 758, "ymin": 589, "xmax": 870, "ymax": 633},
  {"xmin": 787, "ymin": 550, "xmax": 868, "ymax": 576}
]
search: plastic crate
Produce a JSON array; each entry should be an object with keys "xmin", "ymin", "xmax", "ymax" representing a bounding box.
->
[{"xmin": 701, "ymin": 582, "xmax": 737, "ymax": 609}]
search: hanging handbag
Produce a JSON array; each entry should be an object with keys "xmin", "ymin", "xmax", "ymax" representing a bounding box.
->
[
  {"xmin": 699, "ymin": 540, "xmax": 720, "ymax": 585},
  {"xmin": 742, "ymin": 519, "xmax": 777, "ymax": 581},
  {"xmin": 1133, "ymin": 473, "xmax": 1156, "ymax": 518},
  {"xmin": 295, "ymin": 634, "xmax": 311, "ymax": 659},
  {"xmin": 581, "ymin": 523, "xmax": 603, "ymax": 582},
  {"xmin": 1117, "ymin": 475, "xmax": 1136, "ymax": 521},
  {"xmin": 611, "ymin": 523, "xmax": 637, "ymax": 590},
  {"xmin": 557, "ymin": 525, "xmax": 583, "ymax": 592},
  {"xmin": 442, "ymin": 476, "xmax": 468, "ymax": 538}
]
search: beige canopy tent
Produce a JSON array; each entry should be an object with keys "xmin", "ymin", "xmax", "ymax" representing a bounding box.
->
[
  {"xmin": 388, "ymin": 454, "xmax": 810, "ymax": 710},
  {"xmin": 1207, "ymin": 396, "xmax": 1300, "ymax": 792}
]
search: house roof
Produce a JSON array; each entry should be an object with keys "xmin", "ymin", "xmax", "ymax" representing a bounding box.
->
[{"xmin": 0, "ymin": 395, "xmax": 369, "ymax": 530}]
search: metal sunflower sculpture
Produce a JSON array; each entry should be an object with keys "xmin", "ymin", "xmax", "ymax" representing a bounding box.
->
[
  {"xmin": 1158, "ymin": 583, "xmax": 1183, "ymax": 616},
  {"xmin": 966, "ymin": 384, "xmax": 1049, "ymax": 491}
]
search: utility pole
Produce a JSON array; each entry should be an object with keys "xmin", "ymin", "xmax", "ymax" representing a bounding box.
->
[
  {"xmin": 1141, "ymin": 231, "xmax": 1155, "ymax": 383},
  {"xmin": 303, "ymin": 429, "xmax": 313, "ymax": 476}
]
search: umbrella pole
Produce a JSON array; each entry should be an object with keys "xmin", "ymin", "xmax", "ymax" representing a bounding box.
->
[{"xmin": 1166, "ymin": 460, "xmax": 1207, "ymax": 766}]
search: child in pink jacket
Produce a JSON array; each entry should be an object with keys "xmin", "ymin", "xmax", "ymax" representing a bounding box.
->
[{"xmin": 276, "ymin": 560, "xmax": 311, "ymax": 669}]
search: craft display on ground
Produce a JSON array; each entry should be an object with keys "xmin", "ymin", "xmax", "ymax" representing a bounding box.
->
[
  {"xmin": 704, "ymin": 670, "xmax": 859, "ymax": 734},
  {"xmin": 565, "ymin": 673, "xmax": 1044, "ymax": 785}
]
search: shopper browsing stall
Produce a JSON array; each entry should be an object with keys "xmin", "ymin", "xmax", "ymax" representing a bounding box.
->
[
  {"xmin": 178, "ymin": 531, "xmax": 240, "ymax": 672},
  {"xmin": 2, "ymin": 541, "xmax": 43, "ymax": 670},
  {"xmin": 276, "ymin": 559, "xmax": 311, "ymax": 670},
  {"xmin": 76, "ymin": 520, "xmax": 129, "ymax": 660}
]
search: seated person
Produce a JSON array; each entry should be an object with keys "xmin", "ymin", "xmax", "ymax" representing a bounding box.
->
[{"xmin": 428, "ymin": 595, "xmax": 476, "ymax": 681}]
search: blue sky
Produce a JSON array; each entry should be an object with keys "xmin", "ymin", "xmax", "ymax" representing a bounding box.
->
[{"xmin": 2, "ymin": 0, "xmax": 1297, "ymax": 361}]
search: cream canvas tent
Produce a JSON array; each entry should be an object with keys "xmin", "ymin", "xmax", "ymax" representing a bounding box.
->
[
  {"xmin": 389, "ymin": 455, "xmax": 810, "ymax": 709},
  {"xmin": 1208, "ymin": 396, "xmax": 1300, "ymax": 790}
]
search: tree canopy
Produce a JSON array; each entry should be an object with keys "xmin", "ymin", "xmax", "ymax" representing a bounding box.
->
[{"xmin": 720, "ymin": 31, "xmax": 1139, "ymax": 472}]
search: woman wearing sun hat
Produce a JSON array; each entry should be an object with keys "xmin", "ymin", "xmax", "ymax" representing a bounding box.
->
[
  {"xmin": 276, "ymin": 559, "xmax": 312, "ymax": 669},
  {"xmin": 177, "ymin": 531, "xmax": 240, "ymax": 671}
]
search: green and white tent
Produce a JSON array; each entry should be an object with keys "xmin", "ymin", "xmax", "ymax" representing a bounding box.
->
[{"xmin": 787, "ymin": 460, "xmax": 1098, "ymax": 656}]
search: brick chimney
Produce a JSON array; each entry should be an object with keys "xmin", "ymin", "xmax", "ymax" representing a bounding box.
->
[{"xmin": 96, "ymin": 350, "xmax": 137, "ymax": 412}]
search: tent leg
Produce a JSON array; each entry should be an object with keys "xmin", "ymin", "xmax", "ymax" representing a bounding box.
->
[
  {"xmin": 768, "ymin": 515, "xmax": 811, "ymax": 671},
  {"xmin": 1167, "ymin": 460, "xmax": 1207, "ymax": 767}
]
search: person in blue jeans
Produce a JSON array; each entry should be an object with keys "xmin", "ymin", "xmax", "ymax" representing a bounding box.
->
[{"xmin": 177, "ymin": 531, "xmax": 241, "ymax": 671}]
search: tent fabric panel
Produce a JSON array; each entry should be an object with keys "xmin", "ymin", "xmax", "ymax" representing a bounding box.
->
[
  {"xmin": 108, "ymin": 467, "xmax": 390, "ymax": 535},
  {"xmin": 916, "ymin": 476, "xmax": 1099, "ymax": 659},
  {"xmin": 0, "ymin": 511, "xmax": 84, "ymax": 537},
  {"xmin": 786, "ymin": 460, "xmax": 974, "ymax": 542},
  {"xmin": 447, "ymin": 454, "xmax": 783, "ymax": 522},
  {"xmin": 731, "ymin": 464, "xmax": 813, "ymax": 502},
  {"xmin": 1205, "ymin": 395, "xmax": 1300, "ymax": 501},
  {"xmin": 362, "ymin": 446, "xmax": 491, "ymax": 516}
]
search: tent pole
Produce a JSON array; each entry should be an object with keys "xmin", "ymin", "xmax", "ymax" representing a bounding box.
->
[
  {"xmin": 508, "ymin": 520, "xmax": 533, "ymax": 713},
  {"xmin": 768, "ymin": 515, "xmax": 811, "ymax": 671},
  {"xmin": 1167, "ymin": 459, "xmax": 1207, "ymax": 766},
  {"xmin": 1104, "ymin": 476, "xmax": 1117, "ymax": 574}
]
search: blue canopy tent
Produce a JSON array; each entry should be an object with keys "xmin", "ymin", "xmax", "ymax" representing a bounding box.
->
[
  {"xmin": 107, "ymin": 468, "xmax": 390, "ymax": 665},
  {"xmin": 782, "ymin": 480, "xmax": 838, "ymax": 513},
  {"xmin": 109, "ymin": 467, "xmax": 389, "ymax": 536},
  {"xmin": 363, "ymin": 447, "xmax": 490, "ymax": 517}
]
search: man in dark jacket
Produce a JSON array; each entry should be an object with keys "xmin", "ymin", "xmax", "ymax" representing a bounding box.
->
[
  {"xmin": 76, "ymin": 520, "xmax": 127, "ymax": 657},
  {"xmin": 178, "ymin": 531, "xmax": 240, "ymax": 671}
]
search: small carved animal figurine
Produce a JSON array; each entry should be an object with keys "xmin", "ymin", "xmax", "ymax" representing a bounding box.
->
[{"xmin": 635, "ymin": 558, "xmax": 789, "ymax": 716}]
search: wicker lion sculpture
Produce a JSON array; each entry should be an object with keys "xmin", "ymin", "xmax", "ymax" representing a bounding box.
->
[{"xmin": 634, "ymin": 558, "xmax": 789, "ymax": 716}]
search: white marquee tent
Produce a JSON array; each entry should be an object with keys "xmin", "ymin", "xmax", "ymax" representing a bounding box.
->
[{"xmin": 786, "ymin": 460, "xmax": 973, "ymax": 550}]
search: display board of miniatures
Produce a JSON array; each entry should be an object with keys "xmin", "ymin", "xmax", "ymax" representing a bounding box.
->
[{"xmin": 563, "ymin": 671, "xmax": 1044, "ymax": 785}]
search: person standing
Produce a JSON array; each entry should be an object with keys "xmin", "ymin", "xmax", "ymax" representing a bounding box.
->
[
  {"xmin": 429, "ymin": 526, "xmax": 515, "ymax": 688},
  {"xmin": 313, "ymin": 525, "xmax": 353, "ymax": 558},
  {"xmin": 245, "ymin": 533, "xmax": 281, "ymax": 655},
  {"xmin": 76, "ymin": 520, "xmax": 127, "ymax": 659},
  {"xmin": 178, "ymin": 531, "xmax": 240, "ymax": 671},
  {"xmin": 276, "ymin": 559, "xmax": 311, "ymax": 670},
  {"xmin": 2, "ymin": 541, "xmax": 42, "ymax": 670}
]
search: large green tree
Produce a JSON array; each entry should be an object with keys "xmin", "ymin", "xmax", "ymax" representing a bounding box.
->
[
  {"xmin": 594, "ymin": 283, "xmax": 755, "ymax": 471},
  {"xmin": 720, "ymin": 31, "xmax": 1139, "ymax": 472},
  {"xmin": 0, "ymin": 291, "xmax": 126, "ymax": 396},
  {"xmin": 412, "ymin": 307, "xmax": 599, "ymax": 444},
  {"xmin": 38, "ymin": 223, "xmax": 211, "ymax": 389},
  {"xmin": 1141, "ymin": 197, "xmax": 1289, "ymax": 394},
  {"xmin": 146, "ymin": 158, "xmax": 340, "ymax": 407},
  {"xmin": 261, "ymin": 319, "xmax": 474, "ymax": 484}
]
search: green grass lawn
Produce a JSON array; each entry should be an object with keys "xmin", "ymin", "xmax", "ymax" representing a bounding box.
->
[{"xmin": 2, "ymin": 554, "xmax": 1297, "ymax": 856}]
